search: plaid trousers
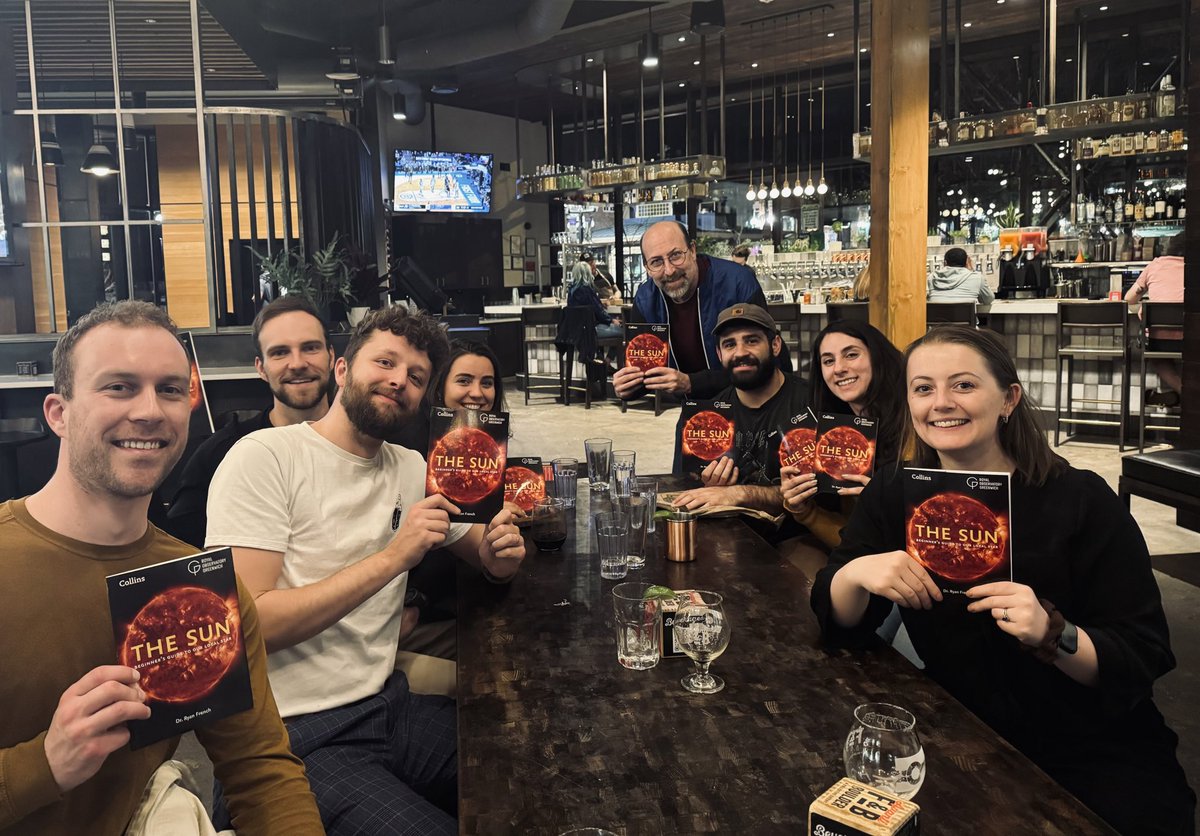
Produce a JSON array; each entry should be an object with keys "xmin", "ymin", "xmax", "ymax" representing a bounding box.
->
[{"xmin": 215, "ymin": 672, "xmax": 457, "ymax": 835}]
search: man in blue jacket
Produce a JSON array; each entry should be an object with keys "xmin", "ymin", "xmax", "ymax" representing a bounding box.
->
[{"xmin": 614, "ymin": 220, "xmax": 779, "ymax": 400}]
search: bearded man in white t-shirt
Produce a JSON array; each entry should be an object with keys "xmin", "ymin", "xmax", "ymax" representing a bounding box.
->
[{"xmin": 205, "ymin": 305, "xmax": 525, "ymax": 835}]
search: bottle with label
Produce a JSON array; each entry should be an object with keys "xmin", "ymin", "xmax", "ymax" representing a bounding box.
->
[
  {"xmin": 1147, "ymin": 130, "xmax": 1160, "ymax": 152},
  {"xmin": 1159, "ymin": 129, "xmax": 1170, "ymax": 150},
  {"xmin": 1124, "ymin": 191, "xmax": 1136, "ymax": 220},
  {"xmin": 1157, "ymin": 76, "xmax": 1176, "ymax": 118},
  {"xmin": 1155, "ymin": 194, "xmax": 1167, "ymax": 218},
  {"xmin": 1035, "ymin": 106, "xmax": 1049, "ymax": 135},
  {"xmin": 1105, "ymin": 198, "xmax": 1116, "ymax": 223},
  {"xmin": 1096, "ymin": 138, "xmax": 1112, "ymax": 157},
  {"xmin": 1134, "ymin": 131, "xmax": 1146, "ymax": 153},
  {"xmin": 1178, "ymin": 194, "xmax": 1187, "ymax": 220},
  {"xmin": 956, "ymin": 113, "xmax": 972, "ymax": 143},
  {"xmin": 1086, "ymin": 195, "xmax": 1096, "ymax": 223},
  {"xmin": 1122, "ymin": 94, "xmax": 1137, "ymax": 122},
  {"xmin": 1134, "ymin": 190, "xmax": 1146, "ymax": 222},
  {"xmin": 1020, "ymin": 103, "xmax": 1037, "ymax": 134},
  {"xmin": 1145, "ymin": 195, "xmax": 1156, "ymax": 221}
]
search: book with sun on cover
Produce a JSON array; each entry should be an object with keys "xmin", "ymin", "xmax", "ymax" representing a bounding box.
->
[
  {"xmin": 425, "ymin": 407, "xmax": 509, "ymax": 523},
  {"xmin": 677, "ymin": 399, "xmax": 736, "ymax": 478},
  {"xmin": 776, "ymin": 408, "xmax": 819, "ymax": 473},
  {"xmin": 106, "ymin": 548, "xmax": 252, "ymax": 750},
  {"xmin": 624, "ymin": 323, "xmax": 670, "ymax": 372},
  {"xmin": 904, "ymin": 468, "xmax": 1012, "ymax": 598},
  {"xmin": 504, "ymin": 456, "xmax": 546, "ymax": 514},
  {"xmin": 814, "ymin": 412, "xmax": 878, "ymax": 493}
]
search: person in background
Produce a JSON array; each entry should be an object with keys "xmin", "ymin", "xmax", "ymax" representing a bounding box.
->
[
  {"xmin": 812, "ymin": 325, "xmax": 1194, "ymax": 836},
  {"xmin": 164, "ymin": 295, "xmax": 334, "ymax": 548},
  {"xmin": 206, "ymin": 306, "xmax": 526, "ymax": 834},
  {"xmin": 779, "ymin": 320, "xmax": 906, "ymax": 580},
  {"xmin": 1126, "ymin": 233, "xmax": 1185, "ymax": 404},
  {"xmin": 671, "ymin": 304, "xmax": 806, "ymax": 515},
  {"xmin": 927, "ymin": 247, "xmax": 994, "ymax": 305},
  {"xmin": 614, "ymin": 220, "xmax": 788, "ymax": 400},
  {"xmin": 730, "ymin": 244, "xmax": 752, "ymax": 266},
  {"xmin": 0, "ymin": 301, "xmax": 321, "ymax": 836},
  {"xmin": 566, "ymin": 252, "xmax": 622, "ymax": 341}
]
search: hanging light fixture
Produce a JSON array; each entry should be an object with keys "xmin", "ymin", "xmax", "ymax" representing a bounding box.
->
[
  {"xmin": 377, "ymin": 0, "xmax": 394, "ymax": 66},
  {"xmin": 641, "ymin": 8, "xmax": 660, "ymax": 68},
  {"xmin": 40, "ymin": 115, "xmax": 63, "ymax": 166},
  {"xmin": 768, "ymin": 40, "xmax": 779, "ymax": 200},
  {"xmin": 81, "ymin": 65, "xmax": 117, "ymax": 176},
  {"xmin": 816, "ymin": 8, "xmax": 829, "ymax": 196},
  {"xmin": 392, "ymin": 92, "xmax": 407, "ymax": 121},
  {"xmin": 803, "ymin": 12, "xmax": 815, "ymax": 197},
  {"xmin": 780, "ymin": 18, "xmax": 792, "ymax": 199},
  {"xmin": 756, "ymin": 60, "xmax": 767, "ymax": 200},
  {"xmin": 745, "ymin": 71, "xmax": 756, "ymax": 201}
]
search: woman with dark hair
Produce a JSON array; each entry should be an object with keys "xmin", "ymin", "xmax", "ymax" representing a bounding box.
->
[
  {"xmin": 811, "ymin": 325, "xmax": 1194, "ymax": 835},
  {"xmin": 779, "ymin": 320, "xmax": 906, "ymax": 551},
  {"xmin": 388, "ymin": 340, "xmax": 506, "ymax": 452}
]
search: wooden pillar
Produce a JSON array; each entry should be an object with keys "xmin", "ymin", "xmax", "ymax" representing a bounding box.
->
[{"xmin": 869, "ymin": 0, "xmax": 929, "ymax": 347}]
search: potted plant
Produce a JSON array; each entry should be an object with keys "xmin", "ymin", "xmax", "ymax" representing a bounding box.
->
[{"xmin": 255, "ymin": 234, "xmax": 354, "ymax": 323}]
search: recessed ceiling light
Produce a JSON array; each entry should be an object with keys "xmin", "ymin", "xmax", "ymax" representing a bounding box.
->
[
  {"xmin": 144, "ymin": 18, "xmax": 157, "ymax": 23},
  {"xmin": 859, "ymin": 47, "xmax": 868, "ymax": 53},
  {"xmin": 1143, "ymin": 61, "xmax": 1151, "ymax": 66},
  {"xmin": 751, "ymin": 62, "xmax": 758, "ymax": 68},
  {"xmin": 693, "ymin": 59, "xmax": 700, "ymax": 65},
  {"xmin": 678, "ymin": 35, "xmax": 686, "ymax": 43},
  {"xmin": 1122, "ymin": 32, "xmax": 1130, "ymax": 37},
  {"xmin": 1065, "ymin": 57, "xmax": 1073, "ymax": 62},
  {"xmin": 963, "ymin": 21, "xmax": 972, "ymax": 27},
  {"xmin": 826, "ymin": 32, "xmax": 835, "ymax": 38},
  {"xmin": 586, "ymin": 57, "xmax": 594, "ymax": 63},
  {"xmin": 996, "ymin": 0, "xmax": 1005, "ymax": 4},
  {"xmin": 1099, "ymin": 4, "xmax": 1108, "ymax": 9},
  {"xmin": 679, "ymin": 82, "xmax": 685, "ymax": 87},
  {"xmin": 1012, "ymin": 55, "xmax": 1020, "ymax": 59}
]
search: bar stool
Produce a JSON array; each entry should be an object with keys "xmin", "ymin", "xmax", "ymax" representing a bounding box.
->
[
  {"xmin": 927, "ymin": 301, "xmax": 977, "ymax": 328},
  {"xmin": 0, "ymin": 417, "xmax": 47, "ymax": 501},
  {"xmin": 826, "ymin": 301, "xmax": 869, "ymax": 323},
  {"xmin": 1137, "ymin": 301, "xmax": 1184, "ymax": 452},
  {"xmin": 555, "ymin": 305, "xmax": 622, "ymax": 409},
  {"xmin": 520, "ymin": 306, "xmax": 563, "ymax": 404},
  {"xmin": 1053, "ymin": 301, "xmax": 1129, "ymax": 449}
]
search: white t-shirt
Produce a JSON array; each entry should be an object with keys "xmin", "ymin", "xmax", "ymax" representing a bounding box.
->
[{"xmin": 205, "ymin": 422, "xmax": 468, "ymax": 718}]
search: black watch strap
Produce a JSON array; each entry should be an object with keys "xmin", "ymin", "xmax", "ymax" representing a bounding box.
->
[{"xmin": 1058, "ymin": 620, "xmax": 1079, "ymax": 655}]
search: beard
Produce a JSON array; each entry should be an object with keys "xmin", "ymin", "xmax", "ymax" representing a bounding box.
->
[
  {"xmin": 657, "ymin": 270, "xmax": 696, "ymax": 302},
  {"xmin": 270, "ymin": 371, "xmax": 332, "ymax": 411},
  {"xmin": 340, "ymin": 367, "xmax": 415, "ymax": 440},
  {"xmin": 726, "ymin": 353, "xmax": 777, "ymax": 391}
]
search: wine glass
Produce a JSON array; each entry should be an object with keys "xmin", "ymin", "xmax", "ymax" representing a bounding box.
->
[
  {"xmin": 843, "ymin": 703, "xmax": 926, "ymax": 799},
  {"xmin": 672, "ymin": 591, "xmax": 730, "ymax": 694}
]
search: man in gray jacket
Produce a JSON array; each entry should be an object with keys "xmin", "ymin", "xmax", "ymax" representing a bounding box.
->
[{"xmin": 927, "ymin": 247, "xmax": 994, "ymax": 304}]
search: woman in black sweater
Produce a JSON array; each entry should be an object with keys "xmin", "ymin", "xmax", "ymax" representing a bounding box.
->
[{"xmin": 811, "ymin": 325, "xmax": 1194, "ymax": 835}]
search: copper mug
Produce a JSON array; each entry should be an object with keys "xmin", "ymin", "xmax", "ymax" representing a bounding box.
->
[{"xmin": 665, "ymin": 510, "xmax": 696, "ymax": 562}]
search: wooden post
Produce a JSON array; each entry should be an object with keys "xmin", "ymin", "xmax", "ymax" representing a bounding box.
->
[{"xmin": 869, "ymin": 0, "xmax": 929, "ymax": 347}]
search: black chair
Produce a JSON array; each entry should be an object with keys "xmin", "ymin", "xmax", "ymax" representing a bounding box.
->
[
  {"xmin": 555, "ymin": 306, "xmax": 622, "ymax": 409},
  {"xmin": 1119, "ymin": 449, "xmax": 1200, "ymax": 533},
  {"xmin": 0, "ymin": 417, "xmax": 47, "ymax": 501},
  {"xmin": 826, "ymin": 302, "xmax": 870, "ymax": 323},
  {"xmin": 1053, "ymin": 301, "xmax": 1129, "ymax": 449},
  {"xmin": 520, "ymin": 306, "xmax": 563, "ymax": 404},
  {"xmin": 926, "ymin": 301, "xmax": 977, "ymax": 328},
  {"xmin": 1137, "ymin": 301, "xmax": 1184, "ymax": 452}
]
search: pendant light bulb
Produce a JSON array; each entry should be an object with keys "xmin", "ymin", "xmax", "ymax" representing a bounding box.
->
[
  {"xmin": 757, "ymin": 183, "xmax": 768, "ymax": 200},
  {"xmin": 82, "ymin": 142, "xmax": 117, "ymax": 176},
  {"xmin": 769, "ymin": 182, "xmax": 780, "ymax": 199},
  {"xmin": 780, "ymin": 181, "xmax": 792, "ymax": 198},
  {"xmin": 745, "ymin": 183, "xmax": 756, "ymax": 201},
  {"xmin": 804, "ymin": 178, "xmax": 816, "ymax": 197},
  {"xmin": 817, "ymin": 177, "xmax": 828, "ymax": 195}
]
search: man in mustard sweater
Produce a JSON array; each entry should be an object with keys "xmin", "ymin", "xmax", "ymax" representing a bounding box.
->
[{"xmin": 0, "ymin": 301, "xmax": 322, "ymax": 835}]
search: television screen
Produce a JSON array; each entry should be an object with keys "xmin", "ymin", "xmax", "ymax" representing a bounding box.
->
[{"xmin": 393, "ymin": 149, "xmax": 493, "ymax": 213}]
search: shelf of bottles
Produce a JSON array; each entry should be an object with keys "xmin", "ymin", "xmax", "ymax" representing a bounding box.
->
[
  {"xmin": 516, "ymin": 164, "xmax": 586, "ymax": 200},
  {"xmin": 851, "ymin": 81, "xmax": 1179, "ymax": 161},
  {"xmin": 642, "ymin": 155, "xmax": 727, "ymax": 183},
  {"xmin": 1074, "ymin": 129, "xmax": 1186, "ymax": 159},
  {"xmin": 585, "ymin": 158, "xmax": 643, "ymax": 189}
]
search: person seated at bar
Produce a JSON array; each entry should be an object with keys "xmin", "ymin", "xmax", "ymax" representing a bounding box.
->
[
  {"xmin": 671, "ymin": 304, "xmax": 806, "ymax": 515},
  {"xmin": 778, "ymin": 321, "xmax": 906, "ymax": 579},
  {"xmin": 614, "ymin": 220, "xmax": 788, "ymax": 401},
  {"xmin": 164, "ymin": 295, "xmax": 335, "ymax": 548},
  {"xmin": 0, "ymin": 301, "xmax": 321, "ymax": 836},
  {"xmin": 811, "ymin": 325, "xmax": 1195, "ymax": 835},
  {"xmin": 566, "ymin": 251, "xmax": 623, "ymax": 341},
  {"xmin": 1125, "ymin": 232, "xmax": 1185, "ymax": 405},
  {"xmin": 205, "ymin": 306, "xmax": 526, "ymax": 835},
  {"xmin": 926, "ymin": 247, "xmax": 994, "ymax": 305}
]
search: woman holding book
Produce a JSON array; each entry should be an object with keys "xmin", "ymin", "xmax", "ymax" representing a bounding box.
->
[
  {"xmin": 810, "ymin": 325, "xmax": 1194, "ymax": 835},
  {"xmin": 779, "ymin": 321, "xmax": 906, "ymax": 551}
]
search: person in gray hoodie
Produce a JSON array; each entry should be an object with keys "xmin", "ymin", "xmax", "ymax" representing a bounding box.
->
[{"xmin": 927, "ymin": 247, "xmax": 995, "ymax": 304}]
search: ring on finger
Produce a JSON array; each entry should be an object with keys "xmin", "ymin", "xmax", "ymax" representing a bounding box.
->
[{"xmin": 1001, "ymin": 608, "xmax": 1011, "ymax": 622}]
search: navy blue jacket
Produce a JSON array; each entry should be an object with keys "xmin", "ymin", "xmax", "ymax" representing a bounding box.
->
[
  {"xmin": 631, "ymin": 254, "xmax": 772, "ymax": 398},
  {"xmin": 567, "ymin": 281, "xmax": 613, "ymax": 326}
]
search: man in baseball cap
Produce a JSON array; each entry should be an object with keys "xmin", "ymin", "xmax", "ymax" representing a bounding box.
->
[{"xmin": 671, "ymin": 303, "xmax": 808, "ymax": 514}]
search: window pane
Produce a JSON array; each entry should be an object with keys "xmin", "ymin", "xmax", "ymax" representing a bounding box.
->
[
  {"xmin": 31, "ymin": 0, "xmax": 116, "ymax": 110},
  {"xmin": 125, "ymin": 112, "xmax": 204, "ymax": 221},
  {"xmin": 49, "ymin": 222, "xmax": 128, "ymax": 326},
  {"xmin": 115, "ymin": 1, "xmax": 196, "ymax": 104},
  {"xmin": 45, "ymin": 113, "xmax": 125, "ymax": 222},
  {"xmin": 159, "ymin": 221, "xmax": 210, "ymax": 329}
]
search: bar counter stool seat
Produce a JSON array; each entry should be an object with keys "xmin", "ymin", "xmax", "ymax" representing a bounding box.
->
[
  {"xmin": 0, "ymin": 417, "xmax": 47, "ymax": 501},
  {"xmin": 1137, "ymin": 301, "xmax": 1184, "ymax": 452},
  {"xmin": 1053, "ymin": 301, "xmax": 1129, "ymax": 450},
  {"xmin": 520, "ymin": 306, "xmax": 563, "ymax": 405},
  {"xmin": 556, "ymin": 305, "xmax": 622, "ymax": 409}
]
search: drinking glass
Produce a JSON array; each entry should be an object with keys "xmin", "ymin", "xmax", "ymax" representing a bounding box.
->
[
  {"xmin": 584, "ymin": 438, "xmax": 612, "ymax": 494},
  {"xmin": 634, "ymin": 477, "xmax": 658, "ymax": 534},
  {"xmin": 530, "ymin": 497, "xmax": 568, "ymax": 552},
  {"xmin": 596, "ymin": 511, "xmax": 628, "ymax": 580},
  {"xmin": 551, "ymin": 457, "xmax": 579, "ymax": 508},
  {"xmin": 843, "ymin": 703, "xmax": 926, "ymax": 799},
  {"xmin": 624, "ymin": 495, "xmax": 648, "ymax": 570},
  {"xmin": 611, "ymin": 450, "xmax": 636, "ymax": 499},
  {"xmin": 611, "ymin": 582, "xmax": 661, "ymax": 669},
  {"xmin": 672, "ymin": 591, "xmax": 730, "ymax": 694}
]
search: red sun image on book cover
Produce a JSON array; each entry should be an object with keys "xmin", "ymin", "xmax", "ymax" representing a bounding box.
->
[
  {"xmin": 677, "ymin": 399, "xmax": 736, "ymax": 477},
  {"xmin": 777, "ymin": 409, "xmax": 819, "ymax": 471},
  {"xmin": 624, "ymin": 323, "xmax": 670, "ymax": 371},
  {"xmin": 106, "ymin": 548, "xmax": 252, "ymax": 749},
  {"xmin": 815, "ymin": 412, "xmax": 878, "ymax": 493},
  {"xmin": 504, "ymin": 457, "xmax": 546, "ymax": 513},
  {"xmin": 425, "ymin": 407, "xmax": 509, "ymax": 523},
  {"xmin": 904, "ymin": 468, "xmax": 1012, "ymax": 596}
]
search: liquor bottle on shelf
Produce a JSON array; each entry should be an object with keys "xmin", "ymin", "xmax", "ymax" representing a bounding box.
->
[
  {"xmin": 1165, "ymin": 196, "xmax": 1176, "ymax": 220},
  {"xmin": 1124, "ymin": 191, "xmax": 1136, "ymax": 220},
  {"xmin": 1159, "ymin": 129, "xmax": 1170, "ymax": 150},
  {"xmin": 1035, "ymin": 106, "xmax": 1048, "ymax": 136},
  {"xmin": 1086, "ymin": 195, "xmax": 1096, "ymax": 223},
  {"xmin": 1157, "ymin": 76, "xmax": 1177, "ymax": 118},
  {"xmin": 1145, "ymin": 194, "xmax": 1156, "ymax": 221},
  {"xmin": 1122, "ymin": 94, "xmax": 1136, "ymax": 122},
  {"xmin": 1104, "ymin": 198, "xmax": 1116, "ymax": 223},
  {"xmin": 1134, "ymin": 189, "xmax": 1146, "ymax": 222},
  {"xmin": 1134, "ymin": 131, "xmax": 1146, "ymax": 153},
  {"xmin": 956, "ymin": 113, "xmax": 972, "ymax": 143},
  {"xmin": 1020, "ymin": 103, "xmax": 1037, "ymax": 134},
  {"xmin": 1178, "ymin": 194, "xmax": 1187, "ymax": 220},
  {"xmin": 1147, "ymin": 130, "xmax": 1160, "ymax": 152},
  {"xmin": 1155, "ymin": 194, "xmax": 1167, "ymax": 219}
]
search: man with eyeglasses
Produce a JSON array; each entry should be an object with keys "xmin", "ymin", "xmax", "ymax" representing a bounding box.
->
[{"xmin": 614, "ymin": 220, "xmax": 785, "ymax": 401}]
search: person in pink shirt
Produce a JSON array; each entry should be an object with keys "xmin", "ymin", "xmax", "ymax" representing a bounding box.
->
[{"xmin": 1125, "ymin": 234, "xmax": 1184, "ymax": 403}]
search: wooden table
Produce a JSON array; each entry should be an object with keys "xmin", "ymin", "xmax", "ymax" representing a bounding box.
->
[{"xmin": 456, "ymin": 487, "xmax": 1113, "ymax": 836}]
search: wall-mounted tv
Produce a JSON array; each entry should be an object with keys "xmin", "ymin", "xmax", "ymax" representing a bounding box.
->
[{"xmin": 393, "ymin": 149, "xmax": 493, "ymax": 213}]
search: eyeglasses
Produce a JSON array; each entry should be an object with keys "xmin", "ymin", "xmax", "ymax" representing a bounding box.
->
[{"xmin": 644, "ymin": 248, "xmax": 691, "ymax": 272}]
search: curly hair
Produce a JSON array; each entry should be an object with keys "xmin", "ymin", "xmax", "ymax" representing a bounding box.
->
[
  {"xmin": 53, "ymin": 301, "xmax": 179, "ymax": 398},
  {"xmin": 343, "ymin": 304, "xmax": 449, "ymax": 376}
]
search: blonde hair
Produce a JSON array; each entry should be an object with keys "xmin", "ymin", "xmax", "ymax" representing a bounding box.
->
[{"xmin": 852, "ymin": 263, "xmax": 872, "ymax": 301}]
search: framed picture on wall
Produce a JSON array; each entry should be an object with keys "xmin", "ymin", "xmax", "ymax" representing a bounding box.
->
[
  {"xmin": 524, "ymin": 260, "xmax": 536, "ymax": 272},
  {"xmin": 509, "ymin": 255, "xmax": 522, "ymax": 270},
  {"xmin": 509, "ymin": 234, "xmax": 521, "ymax": 255},
  {"xmin": 524, "ymin": 237, "xmax": 536, "ymax": 257},
  {"xmin": 523, "ymin": 271, "xmax": 536, "ymax": 285}
]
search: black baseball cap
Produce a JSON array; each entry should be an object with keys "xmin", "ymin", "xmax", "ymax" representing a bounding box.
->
[{"xmin": 713, "ymin": 303, "xmax": 777, "ymax": 336}]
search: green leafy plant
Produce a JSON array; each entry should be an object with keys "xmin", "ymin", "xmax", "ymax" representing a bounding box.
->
[
  {"xmin": 256, "ymin": 234, "xmax": 354, "ymax": 314},
  {"xmin": 997, "ymin": 204, "xmax": 1023, "ymax": 228}
]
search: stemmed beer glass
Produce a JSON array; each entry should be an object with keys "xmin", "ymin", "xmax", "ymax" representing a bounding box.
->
[
  {"xmin": 672, "ymin": 591, "xmax": 730, "ymax": 694},
  {"xmin": 843, "ymin": 703, "xmax": 926, "ymax": 799}
]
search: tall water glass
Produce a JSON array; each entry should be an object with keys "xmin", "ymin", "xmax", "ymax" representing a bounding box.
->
[
  {"xmin": 611, "ymin": 450, "xmax": 637, "ymax": 499},
  {"xmin": 584, "ymin": 438, "xmax": 612, "ymax": 494},
  {"xmin": 635, "ymin": 477, "xmax": 658, "ymax": 535},
  {"xmin": 843, "ymin": 703, "xmax": 926, "ymax": 799},
  {"xmin": 624, "ymin": 495, "xmax": 648, "ymax": 569},
  {"xmin": 611, "ymin": 582, "xmax": 661, "ymax": 669},
  {"xmin": 596, "ymin": 511, "xmax": 628, "ymax": 580},
  {"xmin": 551, "ymin": 457, "xmax": 579, "ymax": 508}
]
